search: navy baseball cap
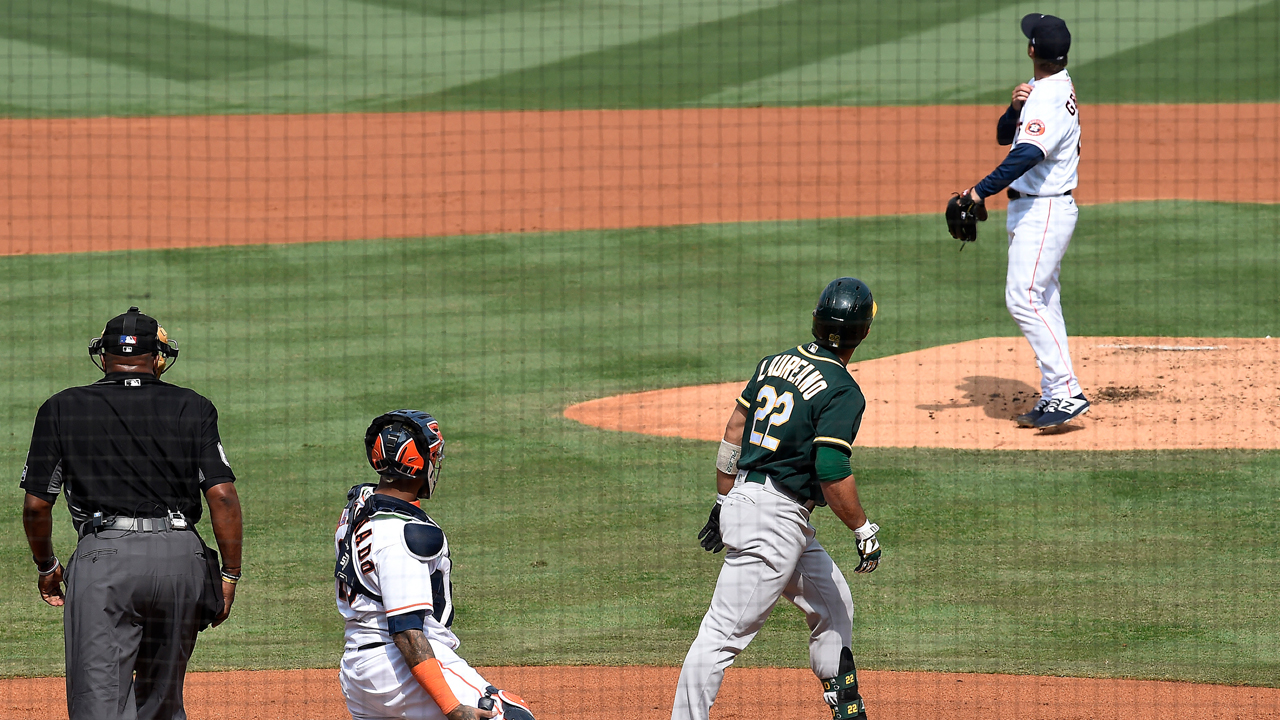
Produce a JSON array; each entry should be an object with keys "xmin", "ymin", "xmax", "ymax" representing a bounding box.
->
[
  {"xmin": 100, "ymin": 306, "xmax": 162, "ymax": 355},
  {"xmin": 1022, "ymin": 13, "xmax": 1070, "ymax": 64}
]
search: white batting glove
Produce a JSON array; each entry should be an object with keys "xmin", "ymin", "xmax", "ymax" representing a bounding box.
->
[{"xmin": 853, "ymin": 521, "xmax": 881, "ymax": 574}]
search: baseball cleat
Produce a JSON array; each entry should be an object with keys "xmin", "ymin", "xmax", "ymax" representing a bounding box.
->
[
  {"xmin": 1034, "ymin": 394, "xmax": 1090, "ymax": 428},
  {"xmin": 1016, "ymin": 398, "xmax": 1051, "ymax": 428}
]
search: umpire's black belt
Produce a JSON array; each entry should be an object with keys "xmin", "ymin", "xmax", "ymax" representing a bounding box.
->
[
  {"xmin": 1007, "ymin": 189, "xmax": 1072, "ymax": 200},
  {"xmin": 78, "ymin": 516, "xmax": 191, "ymax": 540}
]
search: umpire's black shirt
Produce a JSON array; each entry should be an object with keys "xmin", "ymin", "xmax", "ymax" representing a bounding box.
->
[{"xmin": 20, "ymin": 372, "xmax": 235, "ymax": 531}]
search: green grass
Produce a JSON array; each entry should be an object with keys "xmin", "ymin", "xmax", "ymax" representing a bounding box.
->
[
  {"xmin": 1054, "ymin": 0, "xmax": 1280, "ymax": 104},
  {"xmin": 0, "ymin": 0, "xmax": 1276, "ymax": 116},
  {"xmin": 0, "ymin": 201, "xmax": 1277, "ymax": 685}
]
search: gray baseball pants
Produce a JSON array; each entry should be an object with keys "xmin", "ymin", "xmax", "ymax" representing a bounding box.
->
[
  {"xmin": 672, "ymin": 477, "xmax": 855, "ymax": 720},
  {"xmin": 64, "ymin": 529, "xmax": 206, "ymax": 720}
]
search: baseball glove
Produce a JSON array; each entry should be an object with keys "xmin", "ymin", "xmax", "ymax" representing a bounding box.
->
[{"xmin": 945, "ymin": 191, "xmax": 988, "ymax": 242}]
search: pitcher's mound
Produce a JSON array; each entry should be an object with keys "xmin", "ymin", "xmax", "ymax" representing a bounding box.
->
[{"xmin": 564, "ymin": 337, "xmax": 1280, "ymax": 450}]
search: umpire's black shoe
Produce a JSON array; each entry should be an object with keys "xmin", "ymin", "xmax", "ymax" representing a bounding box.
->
[
  {"xmin": 1034, "ymin": 394, "xmax": 1090, "ymax": 428},
  {"xmin": 1016, "ymin": 398, "xmax": 1051, "ymax": 428}
]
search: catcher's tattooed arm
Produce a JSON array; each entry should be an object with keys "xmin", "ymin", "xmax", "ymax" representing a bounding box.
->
[{"xmin": 393, "ymin": 628, "xmax": 497, "ymax": 720}]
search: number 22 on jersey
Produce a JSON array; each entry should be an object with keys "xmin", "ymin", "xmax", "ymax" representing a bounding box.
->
[{"xmin": 749, "ymin": 385, "xmax": 794, "ymax": 451}]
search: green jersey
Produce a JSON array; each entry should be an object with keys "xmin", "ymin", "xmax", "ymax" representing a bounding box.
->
[{"xmin": 735, "ymin": 342, "xmax": 866, "ymax": 505}]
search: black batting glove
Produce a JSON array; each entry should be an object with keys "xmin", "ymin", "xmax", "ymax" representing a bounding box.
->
[{"xmin": 698, "ymin": 503, "xmax": 725, "ymax": 553}]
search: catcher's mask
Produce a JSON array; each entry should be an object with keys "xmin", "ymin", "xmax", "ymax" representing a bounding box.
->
[
  {"xmin": 365, "ymin": 410, "xmax": 445, "ymax": 499},
  {"xmin": 88, "ymin": 306, "xmax": 179, "ymax": 374},
  {"xmin": 811, "ymin": 277, "xmax": 877, "ymax": 351}
]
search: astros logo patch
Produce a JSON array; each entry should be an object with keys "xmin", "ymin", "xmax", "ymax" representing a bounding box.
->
[{"xmin": 1025, "ymin": 120, "xmax": 1046, "ymax": 136}]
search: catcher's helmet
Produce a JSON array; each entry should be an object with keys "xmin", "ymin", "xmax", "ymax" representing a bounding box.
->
[
  {"xmin": 811, "ymin": 277, "xmax": 877, "ymax": 351},
  {"xmin": 365, "ymin": 410, "xmax": 445, "ymax": 499}
]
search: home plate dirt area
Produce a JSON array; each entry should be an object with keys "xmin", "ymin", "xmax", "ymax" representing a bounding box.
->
[
  {"xmin": 3, "ymin": 667, "xmax": 1280, "ymax": 720},
  {"xmin": 566, "ymin": 337, "xmax": 1280, "ymax": 451}
]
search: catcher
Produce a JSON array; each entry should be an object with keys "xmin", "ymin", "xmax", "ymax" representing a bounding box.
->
[{"xmin": 335, "ymin": 410, "xmax": 535, "ymax": 720}]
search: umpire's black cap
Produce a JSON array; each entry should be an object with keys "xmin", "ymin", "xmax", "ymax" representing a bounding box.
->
[
  {"xmin": 100, "ymin": 306, "xmax": 162, "ymax": 354},
  {"xmin": 1022, "ymin": 13, "xmax": 1070, "ymax": 64}
]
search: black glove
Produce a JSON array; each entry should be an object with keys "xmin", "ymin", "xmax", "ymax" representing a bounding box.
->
[
  {"xmin": 698, "ymin": 503, "xmax": 724, "ymax": 553},
  {"xmin": 945, "ymin": 191, "xmax": 988, "ymax": 242}
]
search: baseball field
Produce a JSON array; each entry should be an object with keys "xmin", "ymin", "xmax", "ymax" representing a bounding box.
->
[{"xmin": 1, "ymin": 1, "xmax": 1278, "ymax": 718}]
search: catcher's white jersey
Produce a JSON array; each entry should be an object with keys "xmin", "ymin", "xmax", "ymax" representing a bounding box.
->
[
  {"xmin": 334, "ymin": 485, "xmax": 459, "ymax": 652},
  {"xmin": 1010, "ymin": 70, "xmax": 1079, "ymax": 197}
]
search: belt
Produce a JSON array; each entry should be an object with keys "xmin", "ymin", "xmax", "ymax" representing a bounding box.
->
[
  {"xmin": 1007, "ymin": 189, "xmax": 1071, "ymax": 200},
  {"xmin": 77, "ymin": 515, "xmax": 191, "ymax": 540},
  {"xmin": 745, "ymin": 471, "xmax": 817, "ymax": 511},
  {"xmin": 357, "ymin": 641, "xmax": 389, "ymax": 652}
]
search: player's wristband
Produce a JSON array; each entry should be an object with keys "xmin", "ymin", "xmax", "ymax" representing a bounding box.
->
[
  {"xmin": 36, "ymin": 556, "xmax": 60, "ymax": 576},
  {"xmin": 853, "ymin": 520, "xmax": 880, "ymax": 542},
  {"xmin": 716, "ymin": 440, "xmax": 741, "ymax": 476},
  {"xmin": 715, "ymin": 493, "xmax": 727, "ymax": 505},
  {"xmin": 411, "ymin": 658, "xmax": 461, "ymax": 715}
]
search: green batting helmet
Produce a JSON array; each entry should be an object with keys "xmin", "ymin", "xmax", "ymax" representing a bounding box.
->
[{"xmin": 812, "ymin": 277, "xmax": 877, "ymax": 350}]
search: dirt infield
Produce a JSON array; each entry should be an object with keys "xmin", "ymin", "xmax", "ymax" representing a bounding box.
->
[
  {"xmin": 565, "ymin": 337, "xmax": 1280, "ymax": 450},
  {"xmin": 1, "ymin": 104, "xmax": 1276, "ymax": 255},
  {"xmin": 3, "ymin": 666, "xmax": 1278, "ymax": 719}
]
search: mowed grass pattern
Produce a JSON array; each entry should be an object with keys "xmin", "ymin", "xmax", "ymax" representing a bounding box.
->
[
  {"xmin": 0, "ymin": 0, "xmax": 1277, "ymax": 115},
  {"xmin": 0, "ymin": 202, "xmax": 1276, "ymax": 684}
]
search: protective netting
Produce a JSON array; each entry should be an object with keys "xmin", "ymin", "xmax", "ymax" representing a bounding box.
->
[{"xmin": 1, "ymin": 2, "xmax": 1277, "ymax": 719}]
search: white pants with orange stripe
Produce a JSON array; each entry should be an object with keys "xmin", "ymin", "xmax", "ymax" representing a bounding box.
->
[
  {"xmin": 672, "ymin": 478, "xmax": 854, "ymax": 720},
  {"xmin": 1006, "ymin": 194, "xmax": 1083, "ymax": 400},
  {"xmin": 341, "ymin": 639, "xmax": 523, "ymax": 720}
]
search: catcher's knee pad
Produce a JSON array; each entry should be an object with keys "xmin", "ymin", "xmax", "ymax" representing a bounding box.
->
[
  {"xmin": 484, "ymin": 686, "xmax": 535, "ymax": 720},
  {"xmin": 821, "ymin": 647, "xmax": 867, "ymax": 720}
]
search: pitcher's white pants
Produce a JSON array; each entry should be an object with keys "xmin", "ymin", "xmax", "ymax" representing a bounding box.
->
[
  {"xmin": 1006, "ymin": 194, "xmax": 1082, "ymax": 400},
  {"xmin": 672, "ymin": 479, "xmax": 854, "ymax": 720}
]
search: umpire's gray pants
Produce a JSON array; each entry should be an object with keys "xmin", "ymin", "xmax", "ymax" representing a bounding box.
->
[
  {"xmin": 672, "ymin": 479, "xmax": 855, "ymax": 720},
  {"xmin": 65, "ymin": 529, "xmax": 206, "ymax": 720}
]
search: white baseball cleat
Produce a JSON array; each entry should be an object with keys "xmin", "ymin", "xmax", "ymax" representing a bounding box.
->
[{"xmin": 1034, "ymin": 394, "xmax": 1090, "ymax": 428}]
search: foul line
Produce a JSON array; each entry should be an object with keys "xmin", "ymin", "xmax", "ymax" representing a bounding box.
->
[{"xmin": 1097, "ymin": 344, "xmax": 1229, "ymax": 351}]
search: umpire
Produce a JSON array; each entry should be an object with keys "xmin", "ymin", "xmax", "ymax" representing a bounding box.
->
[{"xmin": 20, "ymin": 306, "xmax": 243, "ymax": 720}]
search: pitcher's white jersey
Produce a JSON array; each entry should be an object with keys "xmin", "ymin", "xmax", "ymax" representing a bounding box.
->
[
  {"xmin": 1010, "ymin": 70, "xmax": 1079, "ymax": 197},
  {"xmin": 334, "ymin": 484, "xmax": 458, "ymax": 652}
]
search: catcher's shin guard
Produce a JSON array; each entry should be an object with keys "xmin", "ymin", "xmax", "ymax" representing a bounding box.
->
[{"xmin": 821, "ymin": 648, "xmax": 867, "ymax": 720}]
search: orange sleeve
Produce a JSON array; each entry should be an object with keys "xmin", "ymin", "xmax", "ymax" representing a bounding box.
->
[{"xmin": 411, "ymin": 659, "xmax": 461, "ymax": 715}]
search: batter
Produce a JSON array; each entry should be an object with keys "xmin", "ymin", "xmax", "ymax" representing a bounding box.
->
[
  {"xmin": 958, "ymin": 13, "xmax": 1090, "ymax": 429},
  {"xmin": 672, "ymin": 278, "xmax": 884, "ymax": 720}
]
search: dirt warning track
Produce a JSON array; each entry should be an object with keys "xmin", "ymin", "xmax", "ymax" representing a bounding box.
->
[{"xmin": 2, "ymin": 104, "xmax": 1276, "ymax": 255}]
